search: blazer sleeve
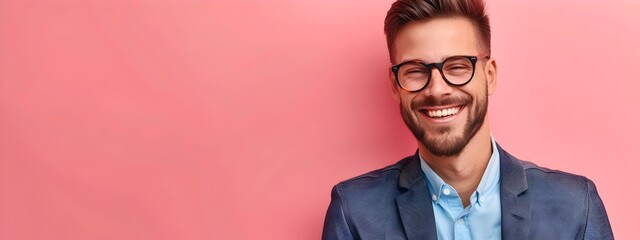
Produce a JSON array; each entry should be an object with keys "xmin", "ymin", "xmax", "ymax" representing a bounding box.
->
[
  {"xmin": 322, "ymin": 185, "xmax": 356, "ymax": 240},
  {"xmin": 583, "ymin": 179, "xmax": 614, "ymax": 240}
]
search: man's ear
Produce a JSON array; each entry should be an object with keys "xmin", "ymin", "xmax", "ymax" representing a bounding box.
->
[
  {"xmin": 389, "ymin": 69, "xmax": 401, "ymax": 102},
  {"xmin": 485, "ymin": 58, "xmax": 498, "ymax": 96}
]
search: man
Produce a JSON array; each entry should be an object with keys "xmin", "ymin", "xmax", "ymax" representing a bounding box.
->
[{"xmin": 322, "ymin": 0, "xmax": 613, "ymax": 239}]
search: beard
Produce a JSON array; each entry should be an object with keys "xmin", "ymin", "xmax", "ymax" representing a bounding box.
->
[{"xmin": 400, "ymin": 91, "xmax": 488, "ymax": 157}]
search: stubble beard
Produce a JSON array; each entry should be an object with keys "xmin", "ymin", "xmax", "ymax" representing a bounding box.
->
[{"xmin": 400, "ymin": 92, "xmax": 488, "ymax": 157}]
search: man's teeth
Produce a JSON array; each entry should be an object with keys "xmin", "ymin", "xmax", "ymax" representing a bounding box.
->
[{"xmin": 427, "ymin": 107, "xmax": 460, "ymax": 118}]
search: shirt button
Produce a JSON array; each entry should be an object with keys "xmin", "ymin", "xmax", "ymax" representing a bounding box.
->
[
  {"xmin": 457, "ymin": 219, "xmax": 464, "ymax": 224},
  {"xmin": 442, "ymin": 188, "xmax": 451, "ymax": 195},
  {"xmin": 479, "ymin": 196, "xmax": 486, "ymax": 202},
  {"xmin": 432, "ymin": 195, "xmax": 437, "ymax": 201}
]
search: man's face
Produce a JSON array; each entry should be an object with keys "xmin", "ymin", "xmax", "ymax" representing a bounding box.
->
[{"xmin": 390, "ymin": 17, "xmax": 497, "ymax": 157}]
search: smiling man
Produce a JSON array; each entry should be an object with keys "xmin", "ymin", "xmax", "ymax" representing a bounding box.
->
[{"xmin": 322, "ymin": 0, "xmax": 613, "ymax": 239}]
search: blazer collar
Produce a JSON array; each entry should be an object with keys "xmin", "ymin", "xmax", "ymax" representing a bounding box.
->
[
  {"xmin": 395, "ymin": 146, "xmax": 531, "ymax": 240},
  {"xmin": 497, "ymin": 144, "xmax": 531, "ymax": 240},
  {"xmin": 396, "ymin": 152, "xmax": 438, "ymax": 240}
]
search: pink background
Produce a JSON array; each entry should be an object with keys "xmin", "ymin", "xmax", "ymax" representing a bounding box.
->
[{"xmin": 1, "ymin": 0, "xmax": 638, "ymax": 239}]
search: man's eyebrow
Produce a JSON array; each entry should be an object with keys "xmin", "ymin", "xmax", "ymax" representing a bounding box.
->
[
  {"xmin": 398, "ymin": 56, "xmax": 452, "ymax": 65},
  {"xmin": 397, "ymin": 58, "xmax": 423, "ymax": 64}
]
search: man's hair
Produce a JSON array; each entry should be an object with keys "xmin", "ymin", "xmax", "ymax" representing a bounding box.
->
[{"xmin": 384, "ymin": 0, "xmax": 491, "ymax": 62}]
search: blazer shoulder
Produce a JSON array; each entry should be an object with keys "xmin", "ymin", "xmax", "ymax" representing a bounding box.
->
[
  {"xmin": 324, "ymin": 155, "xmax": 418, "ymax": 239},
  {"xmin": 521, "ymin": 159, "xmax": 589, "ymax": 180},
  {"xmin": 519, "ymin": 159, "xmax": 593, "ymax": 193},
  {"xmin": 334, "ymin": 155, "xmax": 413, "ymax": 192},
  {"xmin": 337, "ymin": 156, "xmax": 413, "ymax": 187}
]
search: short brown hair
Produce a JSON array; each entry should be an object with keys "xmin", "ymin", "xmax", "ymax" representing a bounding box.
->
[{"xmin": 384, "ymin": 0, "xmax": 491, "ymax": 62}]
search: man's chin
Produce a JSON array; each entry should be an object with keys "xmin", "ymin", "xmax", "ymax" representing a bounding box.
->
[{"xmin": 421, "ymin": 133, "xmax": 467, "ymax": 157}]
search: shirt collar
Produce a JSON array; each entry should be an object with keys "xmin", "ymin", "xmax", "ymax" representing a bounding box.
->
[{"xmin": 419, "ymin": 135, "xmax": 501, "ymax": 206}]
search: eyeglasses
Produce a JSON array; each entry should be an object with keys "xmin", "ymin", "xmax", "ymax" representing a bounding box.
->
[{"xmin": 391, "ymin": 54, "xmax": 489, "ymax": 92}]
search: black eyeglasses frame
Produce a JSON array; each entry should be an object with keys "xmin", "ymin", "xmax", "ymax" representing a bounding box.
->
[{"xmin": 390, "ymin": 54, "xmax": 490, "ymax": 92}]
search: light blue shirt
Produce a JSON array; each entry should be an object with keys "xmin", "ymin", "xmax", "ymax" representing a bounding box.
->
[{"xmin": 419, "ymin": 137, "xmax": 502, "ymax": 240}]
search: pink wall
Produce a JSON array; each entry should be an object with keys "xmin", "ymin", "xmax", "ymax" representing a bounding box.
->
[{"xmin": 1, "ymin": 0, "xmax": 638, "ymax": 239}]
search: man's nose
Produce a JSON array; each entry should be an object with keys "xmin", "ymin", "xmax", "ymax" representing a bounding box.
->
[{"xmin": 422, "ymin": 67, "xmax": 453, "ymax": 97}]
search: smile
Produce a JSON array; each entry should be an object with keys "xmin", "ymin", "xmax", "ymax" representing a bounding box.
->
[{"xmin": 420, "ymin": 105, "xmax": 464, "ymax": 119}]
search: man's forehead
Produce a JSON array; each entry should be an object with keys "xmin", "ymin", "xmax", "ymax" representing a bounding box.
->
[{"xmin": 392, "ymin": 17, "xmax": 481, "ymax": 64}]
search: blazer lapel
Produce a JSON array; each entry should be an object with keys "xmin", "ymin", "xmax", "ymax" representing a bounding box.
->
[
  {"xmin": 498, "ymin": 145, "xmax": 531, "ymax": 240},
  {"xmin": 396, "ymin": 153, "xmax": 438, "ymax": 240}
]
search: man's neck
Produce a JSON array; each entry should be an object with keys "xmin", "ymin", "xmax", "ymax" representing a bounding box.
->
[{"xmin": 418, "ymin": 123, "xmax": 493, "ymax": 207}]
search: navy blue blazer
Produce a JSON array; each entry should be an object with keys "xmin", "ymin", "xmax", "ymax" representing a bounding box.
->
[{"xmin": 322, "ymin": 145, "xmax": 613, "ymax": 239}]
